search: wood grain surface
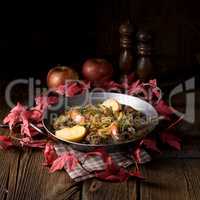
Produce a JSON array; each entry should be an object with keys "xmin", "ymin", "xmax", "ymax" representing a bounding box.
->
[
  {"xmin": 82, "ymin": 179, "xmax": 137, "ymax": 200},
  {"xmin": 0, "ymin": 150, "xmax": 81, "ymax": 200},
  {"xmin": 1, "ymin": 149, "xmax": 200, "ymax": 200},
  {"xmin": 140, "ymin": 159, "xmax": 200, "ymax": 200}
]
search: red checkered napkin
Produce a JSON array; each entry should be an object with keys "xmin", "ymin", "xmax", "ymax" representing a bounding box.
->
[{"xmin": 54, "ymin": 143, "xmax": 151, "ymax": 182}]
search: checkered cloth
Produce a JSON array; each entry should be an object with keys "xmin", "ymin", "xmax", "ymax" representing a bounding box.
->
[{"xmin": 54, "ymin": 143, "xmax": 151, "ymax": 182}]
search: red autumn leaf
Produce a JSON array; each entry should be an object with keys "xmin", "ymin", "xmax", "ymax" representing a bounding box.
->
[
  {"xmin": 8, "ymin": 102, "xmax": 27, "ymax": 113},
  {"xmin": 96, "ymin": 167, "xmax": 129, "ymax": 182},
  {"xmin": 106, "ymin": 156, "xmax": 117, "ymax": 170},
  {"xmin": 54, "ymin": 84, "xmax": 66, "ymax": 95},
  {"xmin": 0, "ymin": 135, "xmax": 13, "ymax": 149},
  {"xmin": 3, "ymin": 96, "xmax": 58, "ymax": 137},
  {"xmin": 128, "ymin": 80, "xmax": 148, "ymax": 99},
  {"xmin": 121, "ymin": 73, "xmax": 137, "ymax": 88},
  {"xmin": 55, "ymin": 81, "xmax": 88, "ymax": 97},
  {"xmin": 35, "ymin": 96, "xmax": 58, "ymax": 112},
  {"xmin": 49, "ymin": 153, "xmax": 78, "ymax": 173},
  {"xmin": 3, "ymin": 103, "xmax": 37, "ymax": 137},
  {"xmin": 101, "ymin": 81, "xmax": 122, "ymax": 91},
  {"xmin": 155, "ymin": 100, "xmax": 173, "ymax": 118},
  {"xmin": 20, "ymin": 137, "xmax": 47, "ymax": 148},
  {"xmin": 3, "ymin": 102, "xmax": 27, "ymax": 128},
  {"xmin": 20, "ymin": 110, "xmax": 40, "ymax": 137},
  {"xmin": 132, "ymin": 148, "xmax": 142, "ymax": 163},
  {"xmin": 149, "ymin": 79, "xmax": 157, "ymax": 88},
  {"xmin": 3, "ymin": 103, "xmax": 40, "ymax": 137},
  {"xmin": 129, "ymin": 170, "xmax": 145, "ymax": 179},
  {"xmin": 148, "ymin": 79, "xmax": 161, "ymax": 100},
  {"xmin": 29, "ymin": 109, "xmax": 43, "ymax": 122},
  {"xmin": 160, "ymin": 131, "xmax": 181, "ymax": 150},
  {"xmin": 85, "ymin": 148, "xmax": 129, "ymax": 182},
  {"xmin": 97, "ymin": 153, "xmax": 129, "ymax": 182},
  {"xmin": 28, "ymin": 126, "xmax": 39, "ymax": 136},
  {"xmin": 142, "ymin": 138, "xmax": 161, "ymax": 153},
  {"xmin": 44, "ymin": 143, "xmax": 57, "ymax": 165},
  {"xmin": 66, "ymin": 82, "xmax": 84, "ymax": 96},
  {"xmin": 20, "ymin": 111, "xmax": 32, "ymax": 137},
  {"xmin": 35, "ymin": 96, "xmax": 58, "ymax": 106},
  {"xmin": 48, "ymin": 96, "xmax": 59, "ymax": 105},
  {"xmin": 128, "ymin": 80, "xmax": 141, "ymax": 93},
  {"xmin": 49, "ymin": 157, "xmax": 66, "ymax": 173}
]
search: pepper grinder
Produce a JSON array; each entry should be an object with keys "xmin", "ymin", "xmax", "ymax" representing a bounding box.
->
[
  {"xmin": 119, "ymin": 20, "xmax": 134, "ymax": 77},
  {"xmin": 136, "ymin": 30, "xmax": 153, "ymax": 82}
]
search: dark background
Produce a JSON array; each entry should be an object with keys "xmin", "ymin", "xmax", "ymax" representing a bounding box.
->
[{"xmin": 0, "ymin": 0, "xmax": 200, "ymax": 84}]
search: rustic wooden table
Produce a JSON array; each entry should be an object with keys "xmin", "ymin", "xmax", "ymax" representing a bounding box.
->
[
  {"xmin": 1, "ymin": 145, "xmax": 200, "ymax": 200},
  {"xmin": 0, "ymin": 82, "xmax": 200, "ymax": 200}
]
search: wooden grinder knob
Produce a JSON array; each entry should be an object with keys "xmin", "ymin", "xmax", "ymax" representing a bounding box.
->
[{"xmin": 119, "ymin": 20, "xmax": 134, "ymax": 75}]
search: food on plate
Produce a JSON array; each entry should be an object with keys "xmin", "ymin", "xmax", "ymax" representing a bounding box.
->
[
  {"xmin": 55, "ymin": 125, "xmax": 86, "ymax": 142},
  {"xmin": 102, "ymin": 98, "xmax": 121, "ymax": 112},
  {"xmin": 53, "ymin": 98, "xmax": 146, "ymax": 144}
]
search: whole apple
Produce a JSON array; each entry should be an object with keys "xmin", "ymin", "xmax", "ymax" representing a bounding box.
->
[
  {"xmin": 82, "ymin": 58, "xmax": 113, "ymax": 83},
  {"xmin": 47, "ymin": 66, "xmax": 79, "ymax": 89}
]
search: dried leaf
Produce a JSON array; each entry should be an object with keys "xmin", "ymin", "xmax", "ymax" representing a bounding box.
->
[
  {"xmin": 20, "ymin": 137, "xmax": 47, "ymax": 148},
  {"xmin": 129, "ymin": 170, "xmax": 145, "ymax": 179},
  {"xmin": 132, "ymin": 148, "xmax": 142, "ymax": 163},
  {"xmin": 101, "ymin": 81, "xmax": 122, "ymax": 91},
  {"xmin": 128, "ymin": 80, "xmax": 148, "ymax": 99},
  {"xmin": 44, "ymin": 143, "xmax": 57, "ymax": 165},
  {"xmin": 0, "ymin": 135, "xmax": 13, "ymax": 149},
  {"xmin": 142, "ymin": 138, "xmax": 161, "ymax": 153},
  {"xmin": 96, "ymin": 167, "xmax": 129, "ymax": 182},
  {"xmin": 160, "ymin": 131, "xmax": 181, "ymax": 150},
  {"xmin": 3, "ymin": 102, "xmax": 27, "ymax": 128},
  {"xmin": 29, "ymin": 109, "xmax": 43, "ymax": 122},
  {"xmin": 3, "ymin": 95, "xmax": 58, "ymax": 137},
  {"xmin": 149, "ymin": 79, "xmax": 157, "ymax": 88},
  {"xmin": 155, "ymin": 100, "xmax": 173, "ymax": 118},
  {"xmin": 84, "ymin": 148, "xmax": 129, "ymax": 182},
  {"xmin": 20, "ymin": 111, "xmax": 32, "ymax": 137},
  {"xmin": 49, "ymin": 153, "xmax": 78, "ymax": 173},
  {"xmin": 55, "ymin": 81, "xmax": 88, "ymax": 97},
  {"xmin": 35, "ymin": 96, "xmax": 58, "ymax": 112},
  {"xmin": 149, "ymin": 79, "xmax": 161, "ymax": 99}
]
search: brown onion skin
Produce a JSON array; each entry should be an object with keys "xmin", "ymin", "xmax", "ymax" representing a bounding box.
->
[
  {"xmin": 47, "ymin": 66, "xmax": 79, "ymax": 89},
  {"xmin": 82, "ymin": 58, "xmax": 113, "ymax": 82}
]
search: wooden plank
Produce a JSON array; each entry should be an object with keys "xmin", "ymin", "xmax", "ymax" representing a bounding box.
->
[
  {"xmin": 6, "ymin": 149, "xmax": 80, "ymax": 200},
  {"xmin": 181, "ymin": 159, "xmax": 200, "ymax": 200},
  {"xmin": 140, "ymin": 158, "xmax": 200, "ymax": 200},
  {"xmin": 0, "ymin": 149, "xmax": 21, "ymax": 200},
  {"xmin": 0, "ymin": 151, "xmax": 11, "ymax": 200},
  {"xmin": 82, "ymin": 179, "xmax": 137, "ymax": 200}
]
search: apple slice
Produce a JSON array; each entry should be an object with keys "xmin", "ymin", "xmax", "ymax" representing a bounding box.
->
[
  {"xmin": 102, "ymin": 98, "xmax": 121, "ymax": 112},
  {"xmin": 55, "ymin": 125, "xmax": 86, "ymax": 142}
]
